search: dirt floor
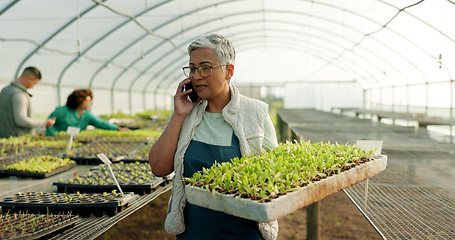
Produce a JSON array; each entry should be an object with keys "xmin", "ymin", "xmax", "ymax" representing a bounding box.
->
[{"xmin": 95, "ymin": 189, "xmax": 382, "ymax": 240}]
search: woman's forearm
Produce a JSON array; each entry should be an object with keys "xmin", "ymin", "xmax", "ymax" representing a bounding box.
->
[{"xmin": 148, "ymin": 114, "xmax": 186, "ymax": 177}]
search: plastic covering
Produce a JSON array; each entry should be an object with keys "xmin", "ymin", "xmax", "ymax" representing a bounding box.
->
[{"xmin": 1, "ymin": 0, "xmax": 454, "ymax": 115}]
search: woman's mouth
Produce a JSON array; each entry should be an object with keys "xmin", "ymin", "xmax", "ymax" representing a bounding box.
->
[{"xmin": 195, "ymin": 84, "xmax": 207, "ymax": 90}]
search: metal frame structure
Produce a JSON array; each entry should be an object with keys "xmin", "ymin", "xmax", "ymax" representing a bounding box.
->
[{"xmin": 1, "ymin": 0, "xmax": 454, "ymax": 117}]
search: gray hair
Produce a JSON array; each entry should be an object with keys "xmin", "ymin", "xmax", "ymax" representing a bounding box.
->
[{"xmin": 188, "ymin": 33, "xmax": 236, "ymax": 65}]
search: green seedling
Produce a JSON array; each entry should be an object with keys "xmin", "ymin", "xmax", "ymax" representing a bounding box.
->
[{"xmin": 186, "ymin": 141, "xmax": 374, "ymax": 202}]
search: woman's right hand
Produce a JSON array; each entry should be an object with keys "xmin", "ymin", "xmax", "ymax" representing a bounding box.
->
[
  {"xmin": 149, "ymin": 78, "xmax": 198, "ymax": 176},
  {"xmin": 173, "ymin": 78, "xmax": 199, "ymax": 117}
]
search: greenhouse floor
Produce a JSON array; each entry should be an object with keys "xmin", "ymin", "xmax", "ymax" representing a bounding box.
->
[{"xmin": 277, "ymin": 108, "xmax": 455, "ymax": 239}]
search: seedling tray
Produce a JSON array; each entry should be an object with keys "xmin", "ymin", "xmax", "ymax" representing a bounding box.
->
[
  {"xmin": 95, "ymin": 136, "xmax": 153, "ymax": 143},
  {"xmin": 0, "ymin": 150, "xmax": 64, "ymax": 170},
  {"xmin": 0, "ymin": 163, "xmax": 76, "ymax": 179},
  {"xmin": 90, "ymin": 162, "xmax": 173, "ymax": 182},
  {"xmin": 54, "ymin": 179, "xmax": 164, "ymax": 195},
  {"xmin": 90, "ymin": 162, "xmax": 152, "ymax": 172},
  {"xmin": 0, "ymin": 192, "xmax": 136, "ymax": 217},
  {"xmin": 117, "ymin": 159, "xmax": 149, "ymax": 163},
  {"xmin": 0, "ymin": 214, "xmax": 78, "ymax": 240},
  {"xmin": 54, "ymin": 166, "xmax": 163, "ymax": 195},
  {"xmin": 66, "ymin": 142, "xmax": 142, "ymax": 156},
  {"xmin": 122, "ymin": 143, "xmax": 154, "ymax": 162},
  {"xmin": 186, "ymin": 155, "xmax": 387, "ymax": 222},
  {"xmin": 64, "ymin": 155, "xmax": 126, "ymax": 165}
]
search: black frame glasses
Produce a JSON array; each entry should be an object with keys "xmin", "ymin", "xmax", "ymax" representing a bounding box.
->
[{"xmin": 182, "ymin": 65, "xmax": 227, "ymax": 78}]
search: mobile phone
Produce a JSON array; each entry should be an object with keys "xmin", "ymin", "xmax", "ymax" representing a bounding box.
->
[{"xmin": 184, "ymin": 82, "xmax": 199, "ymax": 102}]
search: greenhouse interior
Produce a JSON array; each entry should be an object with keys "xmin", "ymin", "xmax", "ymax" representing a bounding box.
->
[{"xmin": 0, "ymin": 0, "xmax": 454, "ymax": 239}]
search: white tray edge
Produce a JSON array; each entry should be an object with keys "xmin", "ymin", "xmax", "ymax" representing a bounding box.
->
[{"xmin": 186, "ymin": 155, "xmax": 387, "ymax": 222}]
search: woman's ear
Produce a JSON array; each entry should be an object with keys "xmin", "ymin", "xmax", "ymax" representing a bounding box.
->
[{"xmin": 225, "ymin": 64, "xmax": 234, "ymax": 81}]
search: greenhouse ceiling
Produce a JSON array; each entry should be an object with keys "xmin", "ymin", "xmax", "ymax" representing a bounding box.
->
[{"xmin": 1, "ymin": 0, "xmax": 454, "ymax": 106}]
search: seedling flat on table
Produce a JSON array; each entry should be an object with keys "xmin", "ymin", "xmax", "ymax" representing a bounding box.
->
[
  {"xmin": 54, "ymin": 177, "xmax": 164, "ymax": 195},
  {"xmin": 0, "ymin": 163, "xmax": 76, "ymax": 178},
  {"xmin": 0, "ymin": 192, "xmax": 136, "ymax": 217},
  {"xmin": 0, "ymin": 156, "xmax": 76, "ymax": 178},
  {"xmin": 64, "ymin": 142, "xmax": 142, "ymax": 164},
  {"xmin": 0, "ymin": 213, "xmax": 78, "ymax": 240},
  {"xmin": 186, "ymin": 155, "xmax": 387, "ymax": 222}
]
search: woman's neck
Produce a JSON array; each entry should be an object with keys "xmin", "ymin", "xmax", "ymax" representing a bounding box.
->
[
  {"xmin": 206, "ymin": 86, "xmax": 231, "ymax": 113},
  {"xmin": 76, "ymin": 107, "xmax": 84, "ymax": 118}
]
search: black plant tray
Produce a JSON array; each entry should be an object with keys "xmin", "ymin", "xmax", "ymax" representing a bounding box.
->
[
  {"xmin": 1, "ymin": 148, "xmax": 63, "ymax": 162},
  {"xmin": 0, "ymin": 163, "xmax": 76, "ymax": 179},
  {"xmin": 0, "ymin": 214, "xmax": 78, "ymax": 240},
  {"xmin": 115, "ymin": 159, "xmax": 149, "ymax": 163},
  {"xmin": 0, "ymin": 192, "xmax": 136, "ymax": 217},
  {"xmin": 0, "ymin": 150, "xmax": 63, "ymax": 171},
  {"xmin": 53, "ymin": 179, "xmax": 164, "ymax": 195},
  {"xmin": 65, "ymin": 142, "xmax": 143, "ymax": 161},
  {"xmin": 90, "ymin": 162, "xmax": 152, "ymax": 172},
  {"xmin": 87, "ymin": 164, "xmax": 173, "ymax": 184},
  {"xmin": 95, "ymin": 136, "xmax": 152, "ymax": 144},
  {"xmin": 64, "ymin": 155, "xmax": 125, "ymax": 165}
]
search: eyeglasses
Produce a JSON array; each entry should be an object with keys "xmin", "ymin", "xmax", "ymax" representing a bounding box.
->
[{"xmin": 182, "ymin": 65, "xmax": 227, "ymax": 78}]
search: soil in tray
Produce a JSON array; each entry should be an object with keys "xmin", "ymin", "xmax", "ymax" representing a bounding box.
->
[
  {"xmin": 0, "ymin": 192, "xmax": 135, "ymax": 217},
  {"xmin": 123, "ymin": 143, "xmax": 154, "ymax": 161},
  {"xmin": 74, "ymin": 132, "xmax": 155, "ymax": 144},
  {"xmin": 66, "ymin": 142, "xmax": 143, "ymax": 157},
  {"xmin": 54, "ymin": 178, "xmax": 164, "ymax": 195},
  {"xmin": 54, "ymin": 167, "xmax": 163, "ymax": 195},
  {"xmin": 92, "ymin": 161, "xmax": 152, "ymax": 172},
  {"xmin": 0, "ymin": 213, "xmax": 78, "ymax": 240},
  {"xmin": 91, "ymin": 162, "xmax": 174, "ymax": 183},
  {"xmin": 65, "ymin": 155, "xmax": 125, "ymax": 165}
]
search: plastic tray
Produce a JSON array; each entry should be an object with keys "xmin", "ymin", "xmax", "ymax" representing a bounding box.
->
[
  {"xmin": 0, "ymin": 214, "xmax": 78, "ymax": 240},
  {"xmin": 0, "ymin": 192, "xmax": 137, "ymax": 217},
  {"xmin": 90, "ymin": 162, "xmax": 151, "ymax": 172},
  {"xmin": 0, "ymin": 163, "xmax": 76, "ymax": 179},
  {"xmin": 54, "ymin": 178, "xmax": 164, "ymax": 195},
  {"xmin": 64, "ymin": 155, "xmax": 125, "ymax": 165},
  {"xmin": 186, "ymin": 155, "xmax": 387, "ymax": 222}
]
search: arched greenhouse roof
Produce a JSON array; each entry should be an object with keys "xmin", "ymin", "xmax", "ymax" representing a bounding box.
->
[{"xmin": 1, "ymin": 0, "xmax": 454, "ymax": 114}]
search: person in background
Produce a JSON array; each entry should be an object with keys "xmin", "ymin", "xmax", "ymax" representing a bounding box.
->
[
  {"xmin": 148, "ymin": 33, "xmax": 279, "ymax": 240},
  {"xmin": 45, "ymin": 89, "xmax": 129, "ymax": 136},
  {"xmin": 0, "ymin": 66, "xmax": 55, "ymax": 138}
]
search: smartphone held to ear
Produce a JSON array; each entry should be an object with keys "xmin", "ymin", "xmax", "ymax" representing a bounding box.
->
[{"xmin": 184, "ymin": 83, "xmax": 199, "ymax": 102}]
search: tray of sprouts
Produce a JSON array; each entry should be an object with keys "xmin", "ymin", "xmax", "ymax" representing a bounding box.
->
[
  {"xmin": 185, "ymin": 141, "xmax": 387, "ymax": 222},
  {"xmin": 54, "ymin": 165, "xmax": 164, "ymax": 195},
  {"xmin": 0, "ymin": 191, "xmax": 136, "ymax": 217},
  {"xmin": 0, "ymin": 211, "xmax": 78, "ymax": 240},
  {"xmin": 0, "ymin": 156, "xmax": 76, "ymax": 178}
]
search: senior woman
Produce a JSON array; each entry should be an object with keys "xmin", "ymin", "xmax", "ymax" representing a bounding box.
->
[
  {"xmin": 45, "ymin": 89, "xmax": 128, "ymax": 136},
  {"xmin": 148, "ymin": 33, "xmax": 278, "ymax": 239}
]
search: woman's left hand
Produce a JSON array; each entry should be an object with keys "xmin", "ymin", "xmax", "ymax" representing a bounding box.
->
[{"xmin": 117, "ymin": 127, "xmax": 131, "ymax": 131}]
